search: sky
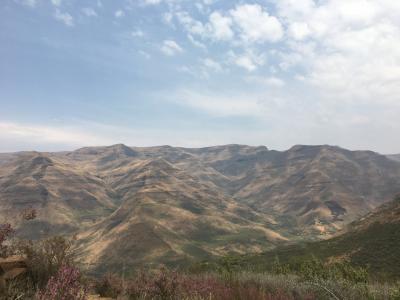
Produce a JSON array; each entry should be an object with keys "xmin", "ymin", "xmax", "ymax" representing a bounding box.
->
[{"xmin": 1, "ymin": 0, "xmax": 400, "ymax": 153}]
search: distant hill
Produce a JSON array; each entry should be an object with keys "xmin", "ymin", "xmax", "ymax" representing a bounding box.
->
[
  {"xmin": 240, "ymin": 195, "xmax": 400, "ymax": 279},
  {"xmin": 1, "ymin": 144, "xmax": 400, "ymax": 273},
  {"xmin": 387, "ymin": 154, "xmax": 400, "ymax": 162}
]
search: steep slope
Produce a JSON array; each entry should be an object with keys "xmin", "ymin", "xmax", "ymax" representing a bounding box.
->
[
  {"xmin": 75, "ymin": 157, "xmax": 286, "ymax": 274},
  {"xmin": 0, "ymin": 152, "xmax": 118, "ymax": 238},
  {"xmin": 189, "ymin": 145, "xmax": 400, "ymax": 236},
  {"xmin": 242, "ymin": 195, "xmax": 400, "ymax": 279}
]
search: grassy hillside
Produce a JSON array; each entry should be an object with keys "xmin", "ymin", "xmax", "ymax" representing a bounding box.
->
[{"xmin": 215, "ymin": 195, "xmax": 400, "ymax": 279}]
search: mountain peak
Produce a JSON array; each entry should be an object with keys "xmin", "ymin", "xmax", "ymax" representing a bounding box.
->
[
  {"xmin": 96, "ymin": 144, "xmax": 138, "ymax": 165},
  {"xmin": 107, "ymin": 144, "xmax": 136, "ymax": 156},
  {"xmin": 288, "ymin": 144, "xmax": 342, "ymax": 152},
  {"xmin": 30, "ymin": 155, "xmax": 53, "ymax": 167}
]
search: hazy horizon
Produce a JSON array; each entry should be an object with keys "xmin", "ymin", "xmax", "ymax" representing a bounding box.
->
[{"xmin": 1, "ymin": 142, "xmax": 398, "ymax": 156}]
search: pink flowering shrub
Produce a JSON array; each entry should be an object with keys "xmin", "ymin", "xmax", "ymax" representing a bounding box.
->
[
  {"xmin": 97, "ymin": 268, "xmax": 212, "ymax": 299},
  {"xmin": 95, "ymin": 267, "xmax": 307, "ymax": 300},
  {"xmin": 123, "ymin": 267, "xmax": 175, "ymax": 298},
  {"xmin": 36, "ymin": 265, "xmax": 87, "ymax": 300}
]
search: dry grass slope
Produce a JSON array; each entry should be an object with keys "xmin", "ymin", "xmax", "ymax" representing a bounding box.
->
[{"xmin": 1, "ymin": 144, "xmax": 400, "ymax": 273}]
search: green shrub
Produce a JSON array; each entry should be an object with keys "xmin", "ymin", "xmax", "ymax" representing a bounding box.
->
[{"xmin": 266, "ymin": 256, "xmax": 369, "ymax": 284}]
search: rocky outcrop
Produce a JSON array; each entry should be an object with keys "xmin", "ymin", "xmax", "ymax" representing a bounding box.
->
[{"xmin": 0, "ymin": 256, "xmax": 27, "ymax": 292}]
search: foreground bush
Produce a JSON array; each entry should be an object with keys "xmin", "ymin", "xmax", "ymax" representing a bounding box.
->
[
  {"xmin": 0, "ymin": 236, "xmax": 79, "ymax": 299},
  {"xmin": 14, "ymin": 236, "xmax": 76, "ymax": 289},
  {"xmin": 36, "ymin": 264, "xmax": 87, "ymax": 300},
  {"xmin": 3, "ymin": 260, "xmax": 400, "ymax": 299},
  {"xmin": 93, "ymin": 267, "xmax": 400, "ymax": 300}
]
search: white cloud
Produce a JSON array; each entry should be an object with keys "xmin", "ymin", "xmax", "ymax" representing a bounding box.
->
[
  {"xmin": 143, "ymin": 0, "xmax": 162, "ymax": 5},
  {"xmin": 54, "ymin": 9, "xmax": 74, "ymax": 27},
  {"xmin": 247, "ymin": 76, "xmax": 286, "ymax": 88},
  {"xmin": 195, "ymin": 0, "xmax": 214, "ymax": 14},
  {"xmin": 161, "ymin": 40, "xmax": 184, "ymax": 56},
  {"xmin": 82, "ymin": 7, "xmax": 97, "ymax": 17},
  {"xmin": 175, "ymin": 5, "xmax": 283, "ymax": 46},
  {"xmin": 235, "ymin": 56, "xmax": 257, "ymax": 71},
  {"xmin": 174, "ymin": 10, "xmax": 234, "ymax": 43},
  {"xmin": 172, "ymin": 89, "xmax": 264, "ymax": 117},
  {"xmin": 228, "ymin": 50, "xmax": 266, "ymax": 72},
  {"xmin": 131, "ymin": 29, "xmax": 144, "ymax": 37},
  {"xmin": 51, "ymin": 0, "xmax": 61, "ymax": 7},
  {"xmin": 139, "ymin": 50, "xmax": 151, "ymax": 59},
  {"xmin": 115, "ymin": 10, "xmax": 125, "ymax": 18},
  {"xmin": 276, "ymin": 0, "xmax": 316, "ymax": 21},
  {"xmin": 164, "ymin": 84, "xmax": 400, "ymax": 152},
  {"xmin": 175, "ymin": 11, "xmax": 206, "ymax": 36},
  {"xmin": 206, "ymin": 11, "xmax": 234, "ymax": 41},
  {"xmin": 195, "ymin": 3, "xmax": 205, "ymax": 14},
  {"xmin": 277, "ymin": 0, "xmax": 400, "ymax": 106},
  {"xmin": 177, "ymin": 65, "xmax": 195, "ymax": 75},
  {"xmin": 188, "ymin": 35, "xmax": 207, "ymax": 50},
  {"xmin": 288, "ymin": 22, "xmax": 311, "ymax": 40},
  {"xmin": 14, "ymin": 0, "xmax": 37, "ymax": 7},
  {"xmin": 202, "ymin": 58, "xmax": 222, "ymax": 72},
  {"xmin": 175, "ymin": 11, "xmax": 234, "ymax": 46},
  {"xmin": 163, "ymin": 12, "xmax": 174, "ymax": 25},
  {"xmin": 203, "ymin": 0, "xmax": 214, "ymax": 5},
  {"xmin": 0, "ymin": 122, "xmax": 111, "ymax": 151},
  {"xmin": 230, "ymin": 4, "xmax": 284, "ymax": 43}
]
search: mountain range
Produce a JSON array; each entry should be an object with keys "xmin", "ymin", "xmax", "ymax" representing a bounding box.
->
[{"xmin": 1, "ymin": 144, "xmax": 400, "ymax": 273}]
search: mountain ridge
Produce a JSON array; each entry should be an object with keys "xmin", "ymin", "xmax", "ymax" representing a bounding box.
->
[{"xmin": 1, "ymin": 144, "xmax": 400, "ymax": 272}]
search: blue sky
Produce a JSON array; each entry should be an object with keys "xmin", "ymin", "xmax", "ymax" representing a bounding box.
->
[{"xmin": 1, "ymin": 0, "xmax": 400, "ymax": 153}]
